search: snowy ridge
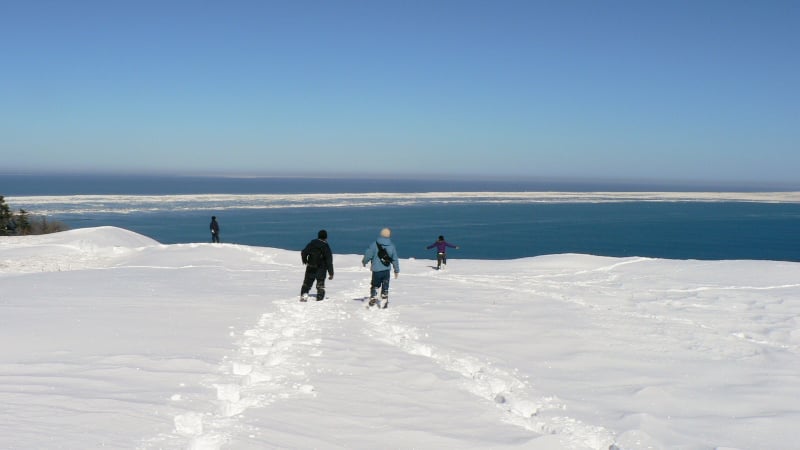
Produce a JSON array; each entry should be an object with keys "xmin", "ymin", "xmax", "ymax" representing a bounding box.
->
[
  {"xmin": 2, "ymin": 227, "xmax": 799, "ymax": 449},
  {"xmin": 0, "ymin": 226, "xmax": 159, "ymax": 272}
]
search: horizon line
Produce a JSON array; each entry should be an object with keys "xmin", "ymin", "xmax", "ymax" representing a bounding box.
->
[{"xmin": 2, "ymin": 169, "xmax": 799, "ymax": 191}]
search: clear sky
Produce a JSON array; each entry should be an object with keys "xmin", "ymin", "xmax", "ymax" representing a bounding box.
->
[{"xmin": 1, "ymin": 0, "xmax": 798, "ymax": 185}]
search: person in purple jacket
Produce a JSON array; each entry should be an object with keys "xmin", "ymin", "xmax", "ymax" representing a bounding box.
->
[{"xmin": 426, "ymin": 235, "xmax": 459, "ymax": 270}]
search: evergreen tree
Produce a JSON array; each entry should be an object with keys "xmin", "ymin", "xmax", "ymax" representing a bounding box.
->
[
  {"xmin": 0, "ymin": 197, "xmax": 67, "ymax": 235},
  {"xmin": 17, "ymin": 209, "xmax": 31, "ymax": 235},
  {"xmin": 0, "ymin": 196, "xmax": 12, "ymax": 235}
]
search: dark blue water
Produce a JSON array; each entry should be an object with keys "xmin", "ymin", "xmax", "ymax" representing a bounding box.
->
[
  {"xmin": 3, "ymin": 173, "xmax": 794, "ymax": 195},
  {"xmin": 3, "ymin": 174, "xmax": 799, "ymax": 261},
  {"xmin": 51, "ymin": 200, "xmax": 800, "ymax": 263}
]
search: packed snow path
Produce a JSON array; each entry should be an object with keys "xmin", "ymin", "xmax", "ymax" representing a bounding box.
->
[{"xmin": 142, "ymin": 275, "xmax": 615, "ymax": 449}]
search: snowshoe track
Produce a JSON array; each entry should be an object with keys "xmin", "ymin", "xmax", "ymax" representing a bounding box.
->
[
  {"xmin": 355, "ymin": 284, "xmax": 616, "ymax": 450},
  {"xmin": 141, "ymin": 296, "xmax": 344, "ymax": 449},
  {"xmin": 142, "ymin": 280, "xmax": 614, "ymax": 450}
]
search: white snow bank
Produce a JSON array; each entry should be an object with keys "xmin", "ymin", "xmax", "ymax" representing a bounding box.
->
[
  {"xmin": 0, "ymin": 226, "xmax": 160, "ymax": 273},
  {"xmin": 1, "ymin": 227, "xmax": 798, "ymax": 449}
]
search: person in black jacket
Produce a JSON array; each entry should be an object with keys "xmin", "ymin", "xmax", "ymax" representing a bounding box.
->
[
  {"xmin": 210, "ymin": 216, "xmax": 220, "ymax": 243},
  {"xmin": 300, "ymin": 229, "xmax": 334, "ymax": 301}
]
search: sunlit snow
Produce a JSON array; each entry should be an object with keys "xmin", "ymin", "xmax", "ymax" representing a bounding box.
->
[{"xmin": 1, "ymin": 227, "xmax": 798, "ymax": 449}]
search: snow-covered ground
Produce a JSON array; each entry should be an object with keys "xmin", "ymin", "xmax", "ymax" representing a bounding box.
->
[{"xmin": 1, "ymin": 227, "xmax": 798, "ymax": 449}]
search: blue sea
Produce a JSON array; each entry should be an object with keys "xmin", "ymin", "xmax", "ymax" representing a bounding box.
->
[{"xmin": 3, "ymin": 174, "xmax": 799, "ymax": 262}]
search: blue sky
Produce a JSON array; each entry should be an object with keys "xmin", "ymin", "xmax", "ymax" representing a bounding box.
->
[{"xmin": 1, "ymin": 0, "xmax": 798, "ymax": 185}]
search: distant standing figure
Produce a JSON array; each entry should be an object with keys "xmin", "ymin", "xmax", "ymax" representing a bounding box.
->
[
  {"xmin": 300, "ymin": 229, "xmax": 334, "ymax": 302},
  {"xmin": 210, "ymin": 216, "xmax": 220, "ymax": 243},
  {"xmin": 362, "ymin": 227, "xmax": 399, "ymax": 309},
  {"xmin": 426, "ymin": 235, "xmax": 459, "ymax": 270}
]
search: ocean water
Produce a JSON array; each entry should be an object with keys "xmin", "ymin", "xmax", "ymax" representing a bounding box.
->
[{"xmin": 3, "ymin": 174, "xmax": 800, "ymax": 262}]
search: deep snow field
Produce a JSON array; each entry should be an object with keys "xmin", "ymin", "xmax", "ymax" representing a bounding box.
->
[{"xmin": 1, "ymin": 227, "xmax": 798, "ymax": 449}]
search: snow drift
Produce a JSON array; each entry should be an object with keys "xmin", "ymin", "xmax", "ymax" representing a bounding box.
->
[{"xmin": 1, "ymin": 227, "xmax": 798, "ymax": 449}]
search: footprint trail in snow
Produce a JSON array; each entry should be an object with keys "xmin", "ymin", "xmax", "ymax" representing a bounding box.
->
[
  {"xmin": 142, "ymin": 281, "xmax": 615, "ymax": 450},
  {"xmin": 141, "ymin": 296, "xmax": 345, "ymax": 449},
  {"xmin": 359, "ymin": 291, "xmax": 616, "ymax": 450}
]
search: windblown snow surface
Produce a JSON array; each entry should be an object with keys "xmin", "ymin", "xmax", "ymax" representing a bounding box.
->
[{"xmin": 1, "ymin": 227, "xmax": 798, "ymax": 449}]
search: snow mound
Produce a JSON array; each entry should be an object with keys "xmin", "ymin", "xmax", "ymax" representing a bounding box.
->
[
  {"xmin": 41, "ymin": 226, "xmax": 160, "ymax": 248},
  {"xmin": 0, "ymin": 226, "xmax": 160, "ymax": 274}
]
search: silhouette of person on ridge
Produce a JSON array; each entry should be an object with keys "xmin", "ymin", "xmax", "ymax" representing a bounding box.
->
[{"xmin": 210, "ymin": 216, "xmax": 220, "ymax": 243}]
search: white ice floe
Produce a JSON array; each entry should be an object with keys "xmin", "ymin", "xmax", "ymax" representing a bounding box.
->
[{"xmin": 8, "ymin": 191, "xmax": 800, "ymax": 215}]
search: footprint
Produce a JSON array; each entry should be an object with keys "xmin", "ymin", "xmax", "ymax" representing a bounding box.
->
[{"xmin": 174, "ymin": 412, "xmax": 204, "ymax": 436}]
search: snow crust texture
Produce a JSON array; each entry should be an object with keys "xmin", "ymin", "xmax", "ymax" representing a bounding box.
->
[{"xmin": 1, "ymin": 227, "xmax": 798, "ymax": 450}]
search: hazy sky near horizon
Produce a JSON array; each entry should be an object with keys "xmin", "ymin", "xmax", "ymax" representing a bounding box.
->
[{"xmin": 1, "ymin": 0, "xmax": 798, "ymax": 184}]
